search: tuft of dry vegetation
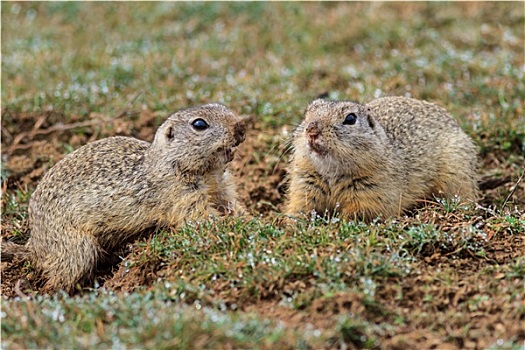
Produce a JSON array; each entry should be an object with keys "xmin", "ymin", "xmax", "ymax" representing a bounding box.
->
[{"xmin": 2, "ymin": 2, "xmax": 524, "ymax": 349}]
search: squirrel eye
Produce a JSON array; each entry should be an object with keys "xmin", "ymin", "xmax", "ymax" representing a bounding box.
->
[
  {"xmin": 343, "ymin": 113, "xmax": 357, "ymax": 125},
  {"xmin": 192, "ymin": 118, "xmax": 209, "ymax": 131}
]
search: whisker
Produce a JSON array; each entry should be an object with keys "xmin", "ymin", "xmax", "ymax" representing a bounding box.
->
[{"xmin": 272, "ymin": 142, "xmax": 293, "ymax": 176}]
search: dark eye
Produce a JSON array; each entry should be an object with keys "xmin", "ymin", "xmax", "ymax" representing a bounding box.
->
[
  {"xmin": 343, "ymin": 113, "xmax": 357, "ymax": 125},
  {"xmin": 192, "ymin": 118, "xmax": 209, "ymax": 131}
]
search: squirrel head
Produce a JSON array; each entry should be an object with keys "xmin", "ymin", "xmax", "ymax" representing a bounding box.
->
[
  {"xmin": 149, "ymin": 103, "xmax": 245, "ymax": 176},
  {"xmin": 293, "ymin": 99, "xmax": 388, "ymax": 178}
]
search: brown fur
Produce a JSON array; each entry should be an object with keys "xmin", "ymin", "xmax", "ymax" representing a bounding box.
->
[
  {"xmin": 2, "ymin": 104, "xmax": 246, "ymax": 293},
  {"xmin": 286, "ymin": 96, "xmax": 478, "ymax": 220}
]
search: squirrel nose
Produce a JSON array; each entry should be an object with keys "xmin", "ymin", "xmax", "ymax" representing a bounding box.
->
[
  {"xmin": 233, "ymin": 122, "xmax": 246, "ymax": 147},
  {"xmin": 306, "ymin": 121, "xmax": 321, "ymax": 137}
]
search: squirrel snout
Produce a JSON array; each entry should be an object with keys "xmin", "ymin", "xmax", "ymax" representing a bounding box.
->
[
  {"xmin": 306, "ymin": 121, "xmax": 321, "ymax": 138},
  {"xmin": 233, "ymin": 122, "xmax": 246, "ymax": 147}
]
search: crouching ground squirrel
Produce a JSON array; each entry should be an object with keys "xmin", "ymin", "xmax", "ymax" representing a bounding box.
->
[
  {"xmin": 2, "ymin": 103, "xmax": 246, "ymax": 293},
  {"xmin": 286, "ymin": 96, "xmax": 478, "ymax": 220}
]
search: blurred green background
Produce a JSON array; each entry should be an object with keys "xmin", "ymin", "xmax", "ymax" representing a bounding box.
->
[{"xmin": 2, "ymin": 2, "xmax": 523, "ymax": 132}]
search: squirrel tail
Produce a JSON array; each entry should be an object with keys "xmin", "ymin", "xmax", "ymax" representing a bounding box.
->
[{"xmin": 1, "ymin": 240, "xmax": 30, "ymax": 262}]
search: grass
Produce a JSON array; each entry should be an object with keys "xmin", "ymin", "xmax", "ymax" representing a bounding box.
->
[
  {"xmin": 128, "ymin": 218, "xmax": 412, "ymax": 301},
  {"xmin": 3, "ymin": 288, "xmax": 323, "ymax": 349},
  {"xmin": 1, "ymin": 2, "xmax": 524, "ymax": 349}
]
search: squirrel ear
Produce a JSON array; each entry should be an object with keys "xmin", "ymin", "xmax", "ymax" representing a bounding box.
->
[
  {"xmin": 367, "ymin": 114, "xmax": 375, "ymax": 129},
  {"xmin": 166, "ymin": 126, "xmax": 175, "ymax": 141},
  {"xmin": 363, "ymin": 107, "xmax": 376, "ymax": 129}
]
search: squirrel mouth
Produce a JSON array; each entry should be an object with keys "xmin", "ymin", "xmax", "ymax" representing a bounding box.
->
[
  {"xmin": 307, "ymin": 136, "xmax": 327, "ymax": 156},
  {"xmin": 217, "ymin": 147, "xmax": 235, "ymax": 163}
]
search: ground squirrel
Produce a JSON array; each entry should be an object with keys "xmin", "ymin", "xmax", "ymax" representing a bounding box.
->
[
  {"xmin": 2, "ymin": 103, "xmax": 246, "ymax": 293},
  {"xmin": 286, "ymin": 96, "xmax": 478, "ymax": 220}
]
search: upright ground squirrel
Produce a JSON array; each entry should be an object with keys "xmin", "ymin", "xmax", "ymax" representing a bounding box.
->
[
  {"xmin": 286, "ymin": 96, "xmax": 478, "ymax": 220},
  {"xmin": 2, "ymin": 103, "xmax": 246, "ymax": 293}
]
